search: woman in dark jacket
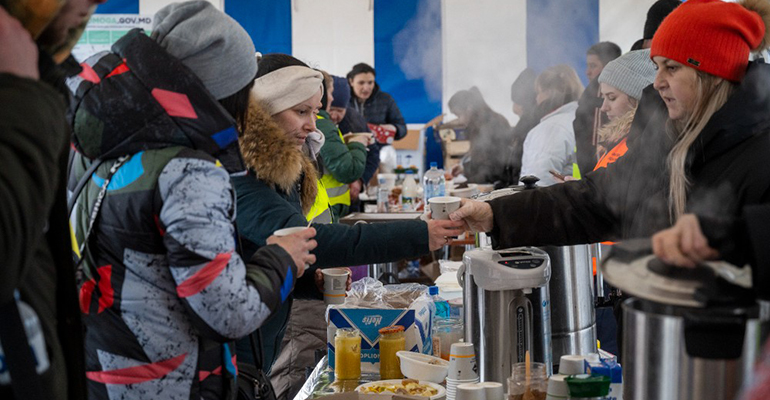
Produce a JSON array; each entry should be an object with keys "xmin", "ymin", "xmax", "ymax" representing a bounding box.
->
[
  {"xmin": 233, "ymin": 54, "xmax": 463, "ymax": 377},
  {"xmin": 347, "ymin": 62, "xmax": 407, "ymax": 143},
  {"xmin": 450, "ymin": 0, "xmax": 770, "ymax": 298}
]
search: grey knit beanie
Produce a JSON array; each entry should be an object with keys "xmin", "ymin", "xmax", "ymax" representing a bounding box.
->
[
  {"xmin": 598, "ymin": 49, "xmax": 656, "ymax": 101},
  {"xmin": 151, "ymin": 1, "xmax": 257, "ymax": 100}
]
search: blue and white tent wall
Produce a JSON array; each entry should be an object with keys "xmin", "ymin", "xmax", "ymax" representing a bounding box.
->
[{"xmin": 94, "ymin": 0, "xmax": 660, "ymax": 125}]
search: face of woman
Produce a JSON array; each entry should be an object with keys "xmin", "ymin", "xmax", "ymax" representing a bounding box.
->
[
  {"xmin": 599, "ymin": 83, "xmax": 635, "ymax": 120},
  {"xmin": 652, "ymin": 56, "xmax": 698, "ymax": 121},
  {"xmin": 272, "ymin": 89, "xmax": 323, "ymax": 150},
  {"xmin": 326, "ymin": 84, "xmax": 334, "ymax": 112},
  {"xmin": 350, "ymin": 72, "xmax": 375, "ymax": 101}
]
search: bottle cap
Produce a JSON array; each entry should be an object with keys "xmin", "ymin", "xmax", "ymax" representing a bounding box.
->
[
  {"xmin": 430, "ymin": 162, "xmax": 437, "ymax": 168},
  {"xmin": 378, "ymin": 325, "xmax": 405, "ymax": 335},
  {"xmin": 406, "ymin": 170, "xmax": 414, "ymax": 174},
  {"xmin": 429, "ymin": 286, "xmax": 439, "ymax": 295},
  {"xmin": 558, "ymin": 355, "xmax": 587, "ymax": 375}
]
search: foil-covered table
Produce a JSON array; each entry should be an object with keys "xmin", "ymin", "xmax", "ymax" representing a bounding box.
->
[{"xmin": 294, "ymin": 357, "xmax": 383, "ymax": 400}]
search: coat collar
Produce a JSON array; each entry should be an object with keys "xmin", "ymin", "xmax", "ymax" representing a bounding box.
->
[{"xmin": 239, "ymin": 100, "xmax": 318, "ymax": 214}]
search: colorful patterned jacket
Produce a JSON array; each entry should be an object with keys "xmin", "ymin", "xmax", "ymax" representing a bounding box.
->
[{"xmin": 66, "ymin": 29, "xmax": 296, "ymax": 400}]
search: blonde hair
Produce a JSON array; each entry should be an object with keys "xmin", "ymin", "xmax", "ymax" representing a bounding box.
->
[
  {"xmin": 667, "ymin": 71, "xmax": 735, "ymax": 221},
  {"xmin": 535, "ymin": 65, "xmax": 584, "ymax": 109}
]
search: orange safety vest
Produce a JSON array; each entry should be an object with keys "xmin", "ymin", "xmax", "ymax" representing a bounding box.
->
[
  {"xmin": 593, "ymin": 137, "xmax": 629, "ymax": 171},
  {"xmin": 591, "ymin": 138, "xmax": 629, "ymax": 262}
]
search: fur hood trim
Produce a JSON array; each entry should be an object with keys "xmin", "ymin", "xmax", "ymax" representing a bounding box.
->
[{"xmin": 240, "ymin": 100, "xmax": 318, "ymax": 215}]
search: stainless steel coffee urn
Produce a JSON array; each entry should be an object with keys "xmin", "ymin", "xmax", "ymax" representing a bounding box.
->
[
  {"xmin": 541, "ymin": 245, "xmax": 598, "ymax": 368},
  {"xmin": 460, "ymin": 248, "xmax": 552, "ymax": 389},
  {"xmin": 603, "ymin": 239, "xmax": 765, "ymax": 400}
]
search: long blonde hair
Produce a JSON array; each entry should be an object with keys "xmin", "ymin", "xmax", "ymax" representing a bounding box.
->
[{"xmin": 667, "ymin": 71, "xmax": 735, "ymax": 221}]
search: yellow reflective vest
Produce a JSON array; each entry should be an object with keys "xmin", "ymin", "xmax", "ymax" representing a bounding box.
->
[
  {"xmin": 306, "ymin": 179, "xmax": 333, "ymax": 224},
  {"xmin": 316, "ymin": 114, "xmax": 351, "ymax": 207}
]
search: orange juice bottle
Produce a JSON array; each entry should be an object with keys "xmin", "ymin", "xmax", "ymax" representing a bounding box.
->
[
  {"xmin": 334, "ymin": 328, "xmax": 361, "ymax": 380},
  {"xmin": 378, "ymin": 326, "xmax": 405, "ymax": 379}
]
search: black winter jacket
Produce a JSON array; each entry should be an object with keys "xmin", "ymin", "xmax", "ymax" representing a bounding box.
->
[
  {"xmin": 350, "ymin": 83, "xmax": 407, "ymax": 140},
  {"xmin": 0, "ymin": 53, "xmax": 85, "ymax": 400},
  {"xmin": 488, "ymin": 62, "xmax": 770, "ymax": 299},
  {"xmin": 573, "ymin": 78, "xmax": 608, "ymax": 175}
]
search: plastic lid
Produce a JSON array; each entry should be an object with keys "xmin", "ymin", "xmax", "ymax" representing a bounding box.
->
[
  {"xmin": 378, "ymin": 325, "xmax": 405, "ymax": 334},
  {"xmin": 429, "ymin": 286, "xmax": 439, "ymax": 295},
  {"xmin": 430, "ymin": 162, "xmax": 437, "ymax": 168},
  {"xmin": 546, "ymin": 374, "xmax": 570, "ymax": 397},
  {"xmin": 558, "ymin": 355, "xmax": 586, "ymax": 375}
]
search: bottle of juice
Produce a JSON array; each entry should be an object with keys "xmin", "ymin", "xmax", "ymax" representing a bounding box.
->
[
  {"xmin": 334, "ymin": 328, "xmax": 361, "ymax": 380},
  {"xmin": 378, "ymin": 326, "xmax": 406, "ymax": 379}
]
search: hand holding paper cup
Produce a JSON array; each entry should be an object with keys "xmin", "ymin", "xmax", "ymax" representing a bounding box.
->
[
  {"xmin": 267, "ymin": 227, "xmax": 317, "ymax": 277},
  {"xmin": 429, "ymin": 196, "xmax": 462, "ymax": 220},
  {"xmin": 321, "ymin": 268, "xmax": 351, "ymax": 304}
]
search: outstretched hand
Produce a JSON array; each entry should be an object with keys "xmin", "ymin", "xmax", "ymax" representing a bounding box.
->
[
  {"xmin": 449, "ymin": 199, "xmax": 494, "ymax": 233},
  {"xmin": 427, "ymin": 219, "xmax": 466, "ymax": 250}
]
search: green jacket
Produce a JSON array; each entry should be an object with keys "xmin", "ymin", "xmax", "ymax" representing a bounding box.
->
[
  {"xmin": 317, "ymin": 109, "xmax": 366, "ymax": 217},
  {"xmin": 234, "ymin": 102, "xmax": 430, "ymax": 370}
]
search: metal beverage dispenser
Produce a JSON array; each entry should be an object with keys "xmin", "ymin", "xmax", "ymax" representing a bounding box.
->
[{"xmin": 459, "ymin": 248, "xmax": 552, "ymax": 389}]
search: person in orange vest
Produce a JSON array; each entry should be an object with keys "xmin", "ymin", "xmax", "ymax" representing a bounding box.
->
[{"xmin": 594, "ymin": 49, "xmax": 657, "ymax": 171}]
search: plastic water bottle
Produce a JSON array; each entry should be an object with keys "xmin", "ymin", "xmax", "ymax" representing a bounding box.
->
[
  {"xmin": 423, "ymin": 162, "xmax": 446, "ymax": 206},
  {"xmin": 0, "ymin": 291, "xmax": 50, "ymax": 384},
  {"xmin": 429, "ymin": 286, "xmax": 450, "ymax": 320},
  {"xmin": 402, "ymin": 171, "xmax": 418, "ymax": 211}
]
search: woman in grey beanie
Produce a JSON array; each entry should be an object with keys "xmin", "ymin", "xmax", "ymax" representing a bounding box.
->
[{"xmin": 594, "ymin": 49, "xmax": 656, "ymax": 169}]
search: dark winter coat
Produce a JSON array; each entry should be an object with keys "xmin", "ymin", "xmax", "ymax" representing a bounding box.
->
[
  {"xmin": 66, "ymin": 30, "xmax": 296, "ymax": 400},
  {"xmin": 488, "ymin": 62, "xmax": 770, "ymax": 298},
  {"xmin": 233, "ymin": 101, "xmax": 430, "ymax": 369},
  {"xmin": 572, "ymin": 78, "xmax": 608, "ymax": 175},
  {"xmin": 350, "ymin": 83, "xmax": 407, "ymax": 140},
  {"xmin": 0, "ymin": 53, "xmax": 85, "ymax": 400}
]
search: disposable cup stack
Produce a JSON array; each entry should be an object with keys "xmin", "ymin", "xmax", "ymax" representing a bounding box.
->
[{"xmin": 446, "ymin": 342, "xmax": 480, "ymax": 400}]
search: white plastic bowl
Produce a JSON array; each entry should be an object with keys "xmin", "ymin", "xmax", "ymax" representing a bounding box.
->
[{"xmin": 397, "ymin": 351, "xmax": 450, "ymax": 383}]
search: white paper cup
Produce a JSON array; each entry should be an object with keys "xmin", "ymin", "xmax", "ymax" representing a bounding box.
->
[
  {"xmin": 322, "ymin": 268, "xmax": 350, "ymax": 305},
  {"xmin": 558, "ymin": 355, "xmax": 587, "ymax": 375},
  {"xmin": 478, "ymin": 382, "xmax": 504, "ymax": 400},
  {"xmin": 545, "ymin": 374, "xmax": 569, "ymax": 400},
  {"xmin": 429, "ymin": 196, "xmax": 462, "ymax": 220},
  {"xmin": 448, "ymin": 342, "xmax": 478, "ymax": 380},
  {"xmin": 456, "ymin": 383, "xmax": 486, "ymax": 400},
  {"xmin": 273, "ymin": 226, "xmax": 309, "ymax": 237}
]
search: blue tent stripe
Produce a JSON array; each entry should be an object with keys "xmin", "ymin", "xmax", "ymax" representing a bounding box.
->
[
  {"xmin": 95, "ymin": 0, "xmax": 139, "ymax": 14},
  {"xmin": 374, "ymin": 0, "xmax": 442, "ymax": 123},
  {"xmin": 526, "ymin": 0, "xmax": 599, "ymax": 86},
  {"xmin": 225, "ymin": 0, "xmax": 292, "ymax": 55}
]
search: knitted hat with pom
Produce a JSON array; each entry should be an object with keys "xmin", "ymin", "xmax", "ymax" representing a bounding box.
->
[{"xmin": 650, "ymin": 0, "xmax": 770, "ymax": 82}]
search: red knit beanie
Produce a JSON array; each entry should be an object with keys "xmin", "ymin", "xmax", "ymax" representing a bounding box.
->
[{"xmin": 651, "ymin": 0, "xmax": 767, "ymax": 82}]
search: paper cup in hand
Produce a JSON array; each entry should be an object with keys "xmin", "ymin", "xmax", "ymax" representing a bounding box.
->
[
  {"xmin": 322, "ymin": 268, "xmax": 350, "ymax": 305},
  {"xmin": 429, "ymin": 196, "xmax": 462, "ymax": 220},
  {"xmin": 273, "ymin": 227, "xmax": 309, "ymax": 237}
]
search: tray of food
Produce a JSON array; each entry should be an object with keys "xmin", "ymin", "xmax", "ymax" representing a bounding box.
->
[{"xmin": 356, "ymin": 379, "xmax": 445, "ymax": 399}]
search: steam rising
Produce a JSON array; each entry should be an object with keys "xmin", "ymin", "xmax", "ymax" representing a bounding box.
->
[{"xmin": 393, "ymin": 0, "xmax": 443, "ymax": 102}]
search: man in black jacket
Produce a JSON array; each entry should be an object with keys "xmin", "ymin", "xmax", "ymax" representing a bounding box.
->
[{"xmin": 0, "ymin": 1, "xmax": 105, "ymax": 399}]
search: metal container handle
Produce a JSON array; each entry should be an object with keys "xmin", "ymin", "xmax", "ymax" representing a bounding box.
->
[{"xmin": 683, "ymin": 311, "xmax": 747, "ymax": 359}]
